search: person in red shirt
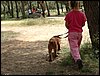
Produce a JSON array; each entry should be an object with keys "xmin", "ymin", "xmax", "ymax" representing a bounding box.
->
[
  {"xmin": 64, "ymin": 1, "xmax": 87, "ymax": 69},
  {"xmin": 32, "ymin": 7, "xmax": 36, "ymax": 14}
]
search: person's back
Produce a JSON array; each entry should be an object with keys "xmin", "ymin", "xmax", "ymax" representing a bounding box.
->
[
  {"xmin": 64, "ymin": 1, "xmax": 87, "ymax": 69},
  {"xmin": 65, "ymin": 4, "xmax": 86, "ymax": 33}
]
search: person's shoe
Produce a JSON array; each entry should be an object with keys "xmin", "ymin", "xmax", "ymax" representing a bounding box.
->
[{"xmin": 76, "ymin": 59, "xmax": 83, "ymax": 69}]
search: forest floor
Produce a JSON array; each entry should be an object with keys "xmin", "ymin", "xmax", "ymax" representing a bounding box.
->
[{"xmin": 1, "ymin": 17, "xmax": 99, "ymax": 75}]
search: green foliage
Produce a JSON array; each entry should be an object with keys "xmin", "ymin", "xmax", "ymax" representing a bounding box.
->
[
  {"xmin": 80, "ymin": 42, "xmax": 93, "ymax": 59},
  {"xmin": 59, "ymin": 48, "xmax": 74, "ymax": 66},
  {"xmin": 92, "ymin": 33, "xmax": 99, "ymax": 49},
  {"xmin": 45, "ymin": 71, "xmax": 55, "ymax": 75},
  {"xmin": 1, "ymin": 18, "xmax": 64, "ymax": 26},
  {"xmin": 59, "ymin": 42, "xmax": 99, "ymax": 73},
  {"xmin": 1, "ymin": 1, "xmax": 67, "ymax": 20},
  {"xmin": 60, "ymin": 54, "xmax": 73, "ymax": 66},
  {"xmin": 1, "ymin": 31, "xmax": 20, "ymax": 42},
  {"xmin": 48, "ymin": 1, "xmax": 56, "ymax": 9},
  {"xmin": 80, "ymin": 42, "xmax": 99, "ymax": 60},
  {"xmin": 31, "ymin": 1, "xmax": 37, "ymax": 8},
  {"xmin": 80, "ymin": 67, "xmax": 93, "ymax": 73},
  {"xmin": 80, "ymin": 42, "xmax": 99, "ymax": 73},
  {"xmin": 24, "ymin": 17, "xmax": 63, "ymax": 26}
]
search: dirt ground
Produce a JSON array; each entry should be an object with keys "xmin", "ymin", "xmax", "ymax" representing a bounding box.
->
[{"xmin": 1, "ymin": 17, "xmax": 94, "ymax": 75}]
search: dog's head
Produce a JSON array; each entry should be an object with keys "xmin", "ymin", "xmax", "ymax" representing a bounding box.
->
[{"xmin": 53, "ymin": 35, "xmax": 61, "ymax": 39}]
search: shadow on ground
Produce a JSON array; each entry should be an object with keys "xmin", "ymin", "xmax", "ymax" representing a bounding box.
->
[
  {"xmin": 1, "ymin": 31, "xmax": 51, "ymax": 75},
  {"xmin": 1, "ymin": 31, "xmax": 99, "ymax": 75},
  {"xmin": 1, "ymin": 39, "xmax": 50, "ymax": 75},
  {"xmin": 1, "ymin": 31, "xmax": 20, "ymax": 42},
  {"xmin": 1, "ymin": 39, "xmax": 81, "ymax": 75}
]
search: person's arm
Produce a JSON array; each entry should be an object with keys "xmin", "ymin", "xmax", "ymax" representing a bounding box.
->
[
  {"xmin": 82, "ymin": 13, "xmax": 87, "ymax": 27},
  {"xmin": 65, "ymin": 21, "xmax": 69, "ymax": 29},
  {"xmin": 82, "ymin": 24, "xmax": 85, "ymax": 27}
]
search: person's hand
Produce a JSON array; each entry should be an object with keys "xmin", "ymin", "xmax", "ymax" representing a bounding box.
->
[{"xmin": 65, "ymin": 22, "xmax": 69, "ymax": 29}]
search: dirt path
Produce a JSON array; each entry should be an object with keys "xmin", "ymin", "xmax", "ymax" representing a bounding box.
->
[
  {"xmin": 1, "ymin": 20, "xmax": 90, "ymax": 43},
  {"xmin": 1, "ymin": 19, "xmax": 92, "ymax": 75}
]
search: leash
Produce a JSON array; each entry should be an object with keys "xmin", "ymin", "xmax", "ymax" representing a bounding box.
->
[
  {"xmin": 54, "ymin": 32, "xmax": 68, "ymax": 38},
  {"xmin": 56, "ymin": 32, "xmax": 68, "ymax": 36},
  {"xmin": 64, "ymin": 35, "xmax": 68, "ymax": 38}
]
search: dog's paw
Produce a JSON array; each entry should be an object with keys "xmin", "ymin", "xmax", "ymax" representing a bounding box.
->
[
  {"xmin": 54, "ymin": 54, "xmax": 58, "ymax": 58},
  {"xmin": 49, "ymin": 59, "xmax": 52, "ymax": 62},
  {"xmin": 58, "ymin": 49, "xmax": 61, "ymax": 51},
  {"xmin": 56, "ymin": 54, "xmax": 59, "ymax": 57},
  {"xmin": 57, "ymin": 52, "xmax": 60, "ymax": 54}
]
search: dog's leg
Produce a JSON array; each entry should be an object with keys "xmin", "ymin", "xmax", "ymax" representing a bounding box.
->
[
  {"xmin": 56, "ymin": 42, "xmax": 60, "ymax": 54},
  {"xmin": 57, "ymin": 42, "xmax": 61, "ymax": 51},
  {"xmin": 48, "ymin": 48, "xmax": 52, "ymax": 62},
  {"xmin": 54, "ymin": 48, "xmax": 58, "ymax": 58}
]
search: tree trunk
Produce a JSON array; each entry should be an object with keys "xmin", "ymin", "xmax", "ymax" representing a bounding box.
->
[
  {"xmin": 45, "ymin": 1, "xmax": 50, "ymax": 16},
  {"xmin": 21, "ymin": 1, "xmax": 25, "ymax": 19},
  {"xmin": 65, "ymin": 1, "xmax": 69, "ymax": 13},
  {"xmin": 7, "ymin": 1, "xmax": 11, "ymax": 16},
  {"xmin": 40, "ymin": 1, "xmax": 45, "ymax": 18},
  {"xmin": 10, "ymin": 1, "xmax": 14, "ymax": 18},
  {"xmin": 56, "ymin": 1, "xmax": 60, "ymax": 15},
  {"xmin": 29, "ymin": 1, "xmax": 32, "ymax": 9},
  {"xmin": 83, "ymin": 1, "xmax": 99, "ymax": 56},
  {"xmin": 3, "ymin": 5, "xmax": 6, "ymax": 19},
  {"xmin": 61, "ymin": 3, "xmax": 63, "ymax": 13},
  {"xmin": 15, "ymin": 1, "xmax": 19, "ymax": 18},
  {"xmin": 37, "ymin": 1, "xmax": 40, "ymax": 8}
]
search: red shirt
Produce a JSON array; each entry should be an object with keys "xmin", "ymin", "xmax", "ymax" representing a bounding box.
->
[
  {"xmin": 32, "ymin": 8, "xmax": 36, "ymax": 13},
  {"xmin": 64, "ymin": 10, "xmax": 87, "ymax": 32}
]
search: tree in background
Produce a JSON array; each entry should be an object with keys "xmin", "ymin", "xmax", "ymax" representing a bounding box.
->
[
  {"xmin": 29, "ymin": 1, "xmax": 32, "ymax": 9},
  {"xmin": 55, "ymin": 1, "xmax": 60, "ymax": 15},
  {"xmin": 10, "ymin": 1, "xmax": 14, "ymax": 18},
  {"xmin": 37, "ymin": 1, "xmax": 40, "ymax": 8},
  {"xmin": 15, "ymin": 1, "xmax": 19, "ymax": 18},
  {"xmin": 6, "ymin": 1, "xmax": 11, "ymax": 16},
  {"xmin": 83, "ymin": 1, "xmax": 99, "ymax": 58},
  {"xmin": 45, "ymin": 1, "xmax": 50, "ymax": 16},
  {"xmin": 66, "ymin": 1, "xmax": 70, "ymax": 12},
  {"xmin": 39, "ymin": 1, "xmax": 46, "ymax": 18},
  {"xmin": 21, "ymin": 1, "xmax": 25, "ymax": 18},
  {"xmin": 1, "ymin": 1, "xmax": 6, "ymax": 19},
  {"xmin": 1, "ymin": 1, "xmax": 71, "ymax": 19},
  {"xmin": 60, "ymin": 2, "xmax": 64, "ymax": 13}
]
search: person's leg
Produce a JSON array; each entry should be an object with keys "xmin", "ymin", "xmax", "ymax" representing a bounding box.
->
[
  {"xmin": 68, "ymin": 32, "xmax": 83, "ymax": 69},
  {"xmin": 68, "ymin": 32, "xmax": 81, "ymax": 62},
  {"xmin": 78, "ymin": 33, "xmax": 82, "ymax": 49},
  {"xmin": 76, "ymin": 33, "xmax": 83, "ymax": 69}
]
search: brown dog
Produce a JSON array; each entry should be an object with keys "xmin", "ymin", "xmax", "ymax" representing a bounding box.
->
[{"xmin": 48, "ymin": 35, "xmax": 61, "ymax": 62}]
